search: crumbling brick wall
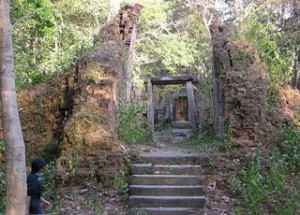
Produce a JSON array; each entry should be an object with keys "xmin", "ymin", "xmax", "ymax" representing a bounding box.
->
[
  {"xmin": 100, "ymin": 4, "xmax": 143, "ymax": 44},
  {"xmin": 56, "ymin": 4, "xmax": 142, "ymax": 186},
  {"xmin": 211, "ymin": 24, "xmax": 269, "ymax": 147}
]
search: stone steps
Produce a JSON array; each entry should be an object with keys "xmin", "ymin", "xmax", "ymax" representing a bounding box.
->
[
  {"xmin": 130, "ymin": 164, "xmax": 204, "ymax": 175},
  {"xmin": 130, "ymin": 174, "xmax": 204, "ymax": 185},
  {"xmin": 129, "ymin": 154, "xmax": 207, "ymax": 215},
  {"xmin": 135, "ymin": 154, "xmax": 210, "ymax": 166},
  {"xmin": 130, "ymin": 185, "xmax": 204, "ymax": 196},
  {"xmin": 132, "ymin": 207, "xmax": 203, "ymax": 215},
  {"xmin": 129, "ymin": 196, "xmax": 206, "ymax": 208}
]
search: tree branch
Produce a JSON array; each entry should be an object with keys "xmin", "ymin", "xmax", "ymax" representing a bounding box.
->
[{"xmin": 12, "ymin": 8, "xmax": 45, "ymax": 29}]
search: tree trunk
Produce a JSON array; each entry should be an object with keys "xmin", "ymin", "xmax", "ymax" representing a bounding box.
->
[{"xmin": 0, "ymin": 0, "xmax": 27, "ymax": 214}]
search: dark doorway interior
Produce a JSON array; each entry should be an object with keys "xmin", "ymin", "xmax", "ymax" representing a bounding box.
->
[{"xmin": 174, "ymin": 96, "xmax": 188, "ymax": 122}]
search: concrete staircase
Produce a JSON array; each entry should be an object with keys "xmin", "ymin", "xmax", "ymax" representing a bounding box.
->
[{"xmin": 128, "ymin": 154, "xmax": 209, "ymax": 215}]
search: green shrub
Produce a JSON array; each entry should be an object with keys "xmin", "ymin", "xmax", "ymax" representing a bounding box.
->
[
  {"xmin": 114, "ymin": 170, "xmax": 128, "ymax": 197},
  {"xmin": 281, "ymin": 125, "xmax": 300, "ymax": 174},
  {"xmin": 41, "ymin": 161, "xmax": 56, "ymax": 200},
  {"xmin": 230, "ymin": 125, "xmax": 300, "ymax": 214},
  {"xmin": 41, "ymin": 140, "xmax": 61, "ymax": 163},
  {"xmin": 68, "ymin": 153, "xmax": 79, "ymax": 174},
  {"xmin": 191, "ymin": 126, "xmax": 221, "ymax": 149},
  {"xmin": 89, "ymin": 164, "xmax": 102, "ymax": 188},
  {"xmin": 223, "ymin": 123, "xmax": 235, "ymax": 156},
  {"xmin": 118, "ymin": 103, "xmax": 150, "ymax": 144}
]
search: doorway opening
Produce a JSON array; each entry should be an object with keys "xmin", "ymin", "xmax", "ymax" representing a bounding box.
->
[{"xmin": 146, "ymin": 76, "xmax": 198, "ymax": 139}]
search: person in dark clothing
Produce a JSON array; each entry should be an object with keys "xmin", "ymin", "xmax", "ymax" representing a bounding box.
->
[{"xmin": 26, "ymin": 157, "xmax": 52, "ymax": 215}]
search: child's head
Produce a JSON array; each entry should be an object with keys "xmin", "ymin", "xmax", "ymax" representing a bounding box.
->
[{"xmin": 31, "ymin": 157, "xmax": 46, "ymax": 173}]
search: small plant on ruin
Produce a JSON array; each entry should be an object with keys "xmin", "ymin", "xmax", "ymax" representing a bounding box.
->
[
  {"xmin": 89, "ymin": 164, "xmax": 102, "ymax": 188},
  {"xmin": 68, "ymin": 153, "xmax": 79, "ymax": 174},
  {"xmin": 223, "ymin": 123, "xmax": 235, "ymax": 156},
  {"xmin": 280, "ymin": 124, "xmax": 300, "ymax": 174},
  {"xmin": 83, "ymin": 199, "xmax": 101, "ymax": 213},
  {"xmin": 114, "ymin": 169, "xmax": 129, "ymax": 197},
  {"xmin": 190, "ymin": 126, "xmax": 221, "ymax": 151}
]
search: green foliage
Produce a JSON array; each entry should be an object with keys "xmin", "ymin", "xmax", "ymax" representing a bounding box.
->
[
  {"xmin": 136, "ymin": 0, "xmax": 172, "ymax": 30},
  {"xmin": 89, "ymin": 164, "xmax": 101, "ymax": 188},
  {"xmin": 234, "ymin": 2, "xmax": 298, "ymax": 103},
  {"xmin": 131, "ymin": 0, "xmax": 211, "ymax": 86},
  {"xmin": 41, "ymin": 140, "xmax": 61, "ymax": 163},
  {"xmin": 114, "ymin": 170, "xmax": 128, "ymax": 197},
  {"xmin": 235, "ymin": 156, "xmax": 270, "ymax": 214},
  {"xmin": 1, "ymin": 150, "xmax": 53, "ymax": 214},
  {"xmin": 0, "ymin": 140, "xmax": 4, "ymax": 159},
  {"xmin": 118, "ymin": 103, "xmax": 149, "ymax": 144},
  {"xmin": 11, "ymin": 0, "xmax": 213, "ymax": 102},
  {"xmin": 160, "ymin": 34, "xmax": 198, "ymax": 73},
  {"xmin": 41, "ymin": 161, "xmax": 56, "ymax": 200},
  {"xmin": 245, "ymin": 22, "xmax": 290, "ymax": 104},
  {"xmin": 230, "ymin": 125, "xmax": 300, "ymax": 214},
  {"xmin": 83, "ymin": 199, "xmax": 95, "ymax": 211},
  {"xmin": 190, "ymin": 126, "xmax": 221, "ymax": 150},
  {"xmin": 11, "ymin": 0, "xmax": 111, "ymax": 88},
  {"xmin": 281, "ymin": 124, "xmax": 300, "ymax": 174},
  {"xmin": 223, "ymin": 123, "xmax": 235, "ymax": 155},
  {"xmin": 68, "ymin": 152, "xmax": 79, "ymax": 174}
]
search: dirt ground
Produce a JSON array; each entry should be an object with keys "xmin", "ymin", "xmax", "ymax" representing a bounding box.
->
[{"xmin": 48, "ymin": 186, "xmax": 127, "ymax": 215}]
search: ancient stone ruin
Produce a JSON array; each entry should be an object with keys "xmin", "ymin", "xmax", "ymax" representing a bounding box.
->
[
  {"xmin": 1, "ymin": 4, "xmax": 299, "ymax": 193},
  {"xmin": 211, "ymin": 24, "xmax": 269, "ymax": 147},
  {"xmin": 54, "ymin": 4, "xmax": 143, "ymax": 185}
]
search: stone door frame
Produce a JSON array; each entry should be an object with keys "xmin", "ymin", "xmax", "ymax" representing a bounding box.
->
[{"xmin": 145, "ymin": 76, "xmax": 198, "ymax": 138}]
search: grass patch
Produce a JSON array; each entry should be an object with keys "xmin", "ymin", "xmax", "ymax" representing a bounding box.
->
[{"xmin": 189, "ymin": 126, "xmax": 222, "ymax": 150}]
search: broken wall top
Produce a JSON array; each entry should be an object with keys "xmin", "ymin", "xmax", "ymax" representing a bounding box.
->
[
  {"xmin": 99, "ymin": 3, "xmax": 143, "ymax": 44},
  {"xmin": 211, "ymin": 24, "xmax": 269, "ymax": 147}
]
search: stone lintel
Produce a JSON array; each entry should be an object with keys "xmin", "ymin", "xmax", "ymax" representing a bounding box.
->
[{"xmin": 146, "ymin": 76, "xmax": 198, "ymax": 85}]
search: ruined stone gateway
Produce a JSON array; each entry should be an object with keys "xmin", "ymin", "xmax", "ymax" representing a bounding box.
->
[{"xmin": 1, "ymin": 4, "xmax": 299, "ymax": 191}]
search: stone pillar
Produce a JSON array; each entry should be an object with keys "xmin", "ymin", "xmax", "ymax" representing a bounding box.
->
[
  {"xmin": 165, "ymin": 93, "xmax": 171, "ymax": 122},
  {"xmin": 211, "ymin": 26, "xmax": 226, "ymax": 138},
  {"xmin": 186, "ymin": 81, "xmax": 198, "ymax": 132},
  {"xmin": 147, "ymin": 79, "xmax": 154, "ymax": 138},
  {"xmin": 124, "ymin": 24, "xmax": 136, "ymax": 102}
]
